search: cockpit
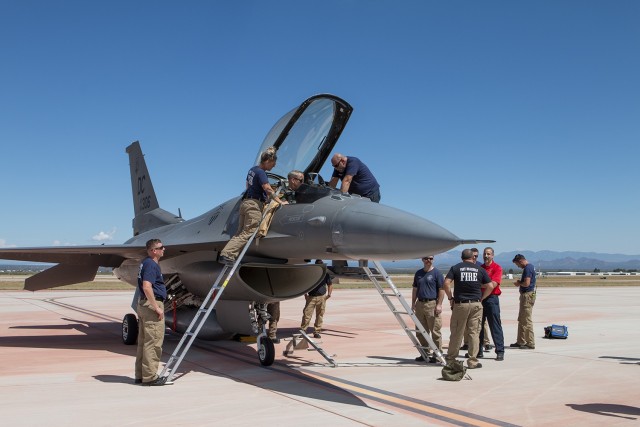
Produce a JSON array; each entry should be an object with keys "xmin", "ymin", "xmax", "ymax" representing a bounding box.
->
[{"xmin": 255, "ymin": 94, "xmax": 353, "ymax": 203}]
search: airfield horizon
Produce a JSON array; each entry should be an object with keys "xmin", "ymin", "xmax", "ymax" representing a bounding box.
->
[{"xmin": 1, "ymin": 273, "xmax": 639, "ymax": 291}]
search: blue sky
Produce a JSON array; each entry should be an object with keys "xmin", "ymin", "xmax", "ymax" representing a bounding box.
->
[{"xmin": 1, "ymin": 1, "xmax": 639, "ymax": 256}]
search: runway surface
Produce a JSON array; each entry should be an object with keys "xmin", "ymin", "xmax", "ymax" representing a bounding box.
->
[{"xmin": 1, "ymin": 286, "xmax": 639, "ymax": 426}]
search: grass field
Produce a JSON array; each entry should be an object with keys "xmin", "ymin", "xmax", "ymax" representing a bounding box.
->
[{"xmin": 1, "ymin": 273, "xmax": 639, "ymax": 291}]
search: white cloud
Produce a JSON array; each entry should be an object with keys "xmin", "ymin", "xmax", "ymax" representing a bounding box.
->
[
  {"xmin": 52, "ymin": 240, "xmax": 76, "ymax": 246},
  {"xmin": 0, "ymin": 239, "xmax": 17, "ymax": 248},
  {"xmin": 92, "ymin": 228, "xmax": 117, "ymax": 242}
]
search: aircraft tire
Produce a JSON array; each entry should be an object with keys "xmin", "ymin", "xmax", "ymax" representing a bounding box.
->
[
  {"xmin": 122, "ymin": 313, "xmax": 138, "ymax": 345},
  {"xmin": 258, "ymin": 336, "xmax": 275, "ymax": 366}
]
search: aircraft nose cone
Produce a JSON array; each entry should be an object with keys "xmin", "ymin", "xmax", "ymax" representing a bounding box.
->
[{"xmin": 332, "ymin": 200, "xmax": 460, "ymax": 260}]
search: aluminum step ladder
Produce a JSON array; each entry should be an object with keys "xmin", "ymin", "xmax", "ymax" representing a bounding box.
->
[
  {"xmin": 362, "ymin": 260, "xmax": 446, "ymax": 365},
  {"xmin": 283, "ymin": 330, "xmax": 338, "ymax": 367},
  {"xmin": 159, "ymin": 222, "xmax": 264, "ymax": 383}
]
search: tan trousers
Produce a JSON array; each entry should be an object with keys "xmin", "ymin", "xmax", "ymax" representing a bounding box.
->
[
  {"xmin": 301, "ymin": 295, "xmax": 327, "ymax": 332},
  {"xmin": 446, "ymin": 301, "xmax": 483, "ymax": 368},
  {"xmin": 135, "ymin": 300, "xmax": 165, "ymax": 382},
  {"xmin": 220, "ymin": 199, "xmax": 263, "ymax": 260},
  {"xmin": 464, "ymin": 319, "xmax": 491, "ymax": 346},
  {"xmin": 414, "ymin": 300, "xmax": 442, "ymax": 352},
  {"xmin": 517, "ymin": 292, "xmax": 536, "ymax": 347},
  {"xmin": 267, "ymin": 302, "xmax": 280, "ymax": 339}
]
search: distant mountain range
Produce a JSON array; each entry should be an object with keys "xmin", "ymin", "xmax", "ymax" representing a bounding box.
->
[
  {"xmin": 2, "ymin": 250, "xmax": 640, "ymax": 272},
  {"xmin": 385, "ymin": 250, "xmax": 640, "ymax": 272}
]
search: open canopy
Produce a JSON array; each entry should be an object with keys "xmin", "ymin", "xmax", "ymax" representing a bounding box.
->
[{"xmin": 253, "ymin": 94, "xmax": 353, "ymax": 181}]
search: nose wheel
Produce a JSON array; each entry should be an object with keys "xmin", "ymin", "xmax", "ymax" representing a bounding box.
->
[
  {"xmin": 257, "ymin": 335, "xmax": 275, "ymax": 366},
  {"xmin": 122, "ymin": 313, "xmax": 138, "ymax": 345}
]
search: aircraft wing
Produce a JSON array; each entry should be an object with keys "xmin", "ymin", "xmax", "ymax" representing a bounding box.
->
[
  {"xmin": 0, "ymin": 245, "xmax": 146, "ymax": 291},
  {"xmin": 0, "ymin": 242, "xmax": 226, "ymax": 291},
  {"xmin": 0, "ymin": 242, "xmax": 225, "ymax": 265},
  {"xmin": 0, "ymin": 245, "xmax": 144, "ymax": 266}
]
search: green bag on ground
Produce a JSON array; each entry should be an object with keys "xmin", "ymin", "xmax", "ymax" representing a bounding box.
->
[{"xmin": 441, "ymin": 360, "xmax": 467, "ymax": 381}]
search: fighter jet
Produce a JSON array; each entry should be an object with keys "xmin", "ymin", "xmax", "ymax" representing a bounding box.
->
[{"xmin": 0, "ymin": 94, "xmax": 490, "ymax": 366}]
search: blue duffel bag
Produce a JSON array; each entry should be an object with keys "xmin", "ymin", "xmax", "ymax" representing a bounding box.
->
[{"xmin": 544, "ymin": 324, "xmax": 568, "ymax": 339}]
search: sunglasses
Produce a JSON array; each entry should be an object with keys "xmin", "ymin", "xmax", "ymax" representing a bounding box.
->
[
  {"xmin": 153, "ymin": 246, "xmax": 165, "ymax": 251},
  {"xmin": 422, "ymin": 257, "xmax": 434, "ymax": 261}
]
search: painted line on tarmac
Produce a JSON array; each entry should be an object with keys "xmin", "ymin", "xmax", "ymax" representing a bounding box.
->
[
  {"xmin": 207, "ymin": 343, "xmax": 518, "ymax": 427},
  {"xmin": 298, "ymin": 369, "xmax": 519, "ymax": 427}
]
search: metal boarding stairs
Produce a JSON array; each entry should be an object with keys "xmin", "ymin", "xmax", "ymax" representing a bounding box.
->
[
  {"xmin": 361, "ymin": 260, "xmax": 446, "ymax": 365},
  {"xmin": 284, "ymin": 329, "xmax": 338, "ymax": 367},
  {"xmin": 159, "ymin": 216, "xmax": 265, "ymax": 384}
]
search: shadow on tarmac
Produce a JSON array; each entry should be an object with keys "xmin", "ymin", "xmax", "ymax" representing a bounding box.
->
[
  {"xmin": 4, "ymin": 318, "xmax": 373, "ymax": 411},
  {"xmin": 566, "ymin": 403, "xmax": 640, "ymax": 420}
]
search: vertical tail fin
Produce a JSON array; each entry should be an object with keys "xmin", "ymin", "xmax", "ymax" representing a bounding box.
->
[
  {"xmin": 126, "ymin": 141, "xmax": 182, "ymax": 236},
  {"xmin": 126, "ymin": 141, "xmax": 160, "ymax": 217}
]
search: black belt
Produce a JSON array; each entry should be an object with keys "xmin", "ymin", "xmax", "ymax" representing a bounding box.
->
[
  {"xmin": 454, "ymin": 299, "xmax": 480, "ymax": 303},
  {"xmin": 141, "ymin": 296, "xmax": 165, "ymax": 302},
  {"xmin": 418, "ymin": 298, "xmax": 436, "ymax": 302}
]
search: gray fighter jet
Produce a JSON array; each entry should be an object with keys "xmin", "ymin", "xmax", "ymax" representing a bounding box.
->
[{"xmin": 0, "ymin": 94, "xmax": 491, "ymax": 366}]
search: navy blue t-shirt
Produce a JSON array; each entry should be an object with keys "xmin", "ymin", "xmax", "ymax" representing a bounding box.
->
[
  {"xmin": 446, "ymin": 261, "xmax": 491, "ymax": 301},
  {"xmin": 413, "ymin": 267, "xmax": 444, "ymax": 300},
  {"xmin": 138, "ymin": 257, "xmax": 167, "ymax": 299},
  {"xmin": 308, "ymin": 272, "xmax": 332, "ymax": 296},
  {"xmin": 245, "ymin": 165, "xmax": 269, "ymax": 202},
  {"xmin": 331, "ymin": 156, "xmax": 380, "ymax": 198},
  {"xmin": 520, "ymin": 263, "xmax": 537, "ymax": 293}
]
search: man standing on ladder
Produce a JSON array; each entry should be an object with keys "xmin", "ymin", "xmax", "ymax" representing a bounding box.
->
[
  {"xmin": 411, "ymin": 255, "xmax": 445, "ymax": 363},
  {"xmin": 219, "ymin": 146, "xmax": 287, "ymax": 264}
]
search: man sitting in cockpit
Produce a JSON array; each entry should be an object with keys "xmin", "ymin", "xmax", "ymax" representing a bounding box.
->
[{"xmin": 281, "ymin": 170, "xmax": 305, "ymax": 203}]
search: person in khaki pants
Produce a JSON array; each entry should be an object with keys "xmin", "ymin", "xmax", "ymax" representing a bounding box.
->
[
  {"xmin": 443, "ymin": 249, "xmax": 495, "ymax": 369},
  {"xmin": 511, "ymin": 254, "xmax": 537, "ymax": 349},
  {"xmin": 135, "ymin": 239, "xmax": 168, "ymax": 386},
  {"xmin": 411, "ymin": 255, "xmax": 444, "ymax": 363},
  {"xmin": 219, "ymin": 146, "xmax": 287, "ymax": 264},
  {"xmin": 300, "ymin": 260, "xmax": 333, "ymax": 338}
]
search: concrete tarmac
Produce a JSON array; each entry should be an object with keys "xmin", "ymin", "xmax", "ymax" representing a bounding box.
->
[{"xmin": 1, "ymin": 286, "xmax": 639, "ymax": 426}]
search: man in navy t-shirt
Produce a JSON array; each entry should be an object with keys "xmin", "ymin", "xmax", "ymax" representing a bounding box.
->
[
  {"xmin": 135, "ymin": 238, "xmax": 168, "ymax": 386},
  {"xmin": 511, "ymin": 254, "xmax": 537, "ymax": 349},
  {"xmin": 411, "ymin": 256, "xmax": 445, "ymax": 363},
  {"xmin": 328, "ymin": 153, "xmax": 381, "ymax": 203},
  {"xmin": 300, "ymin": 259, "xmax": 333, "ymax": 338},
  {"xmin": 219, "ymin": 146, "xmax": 287, "ymax": 264}
]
